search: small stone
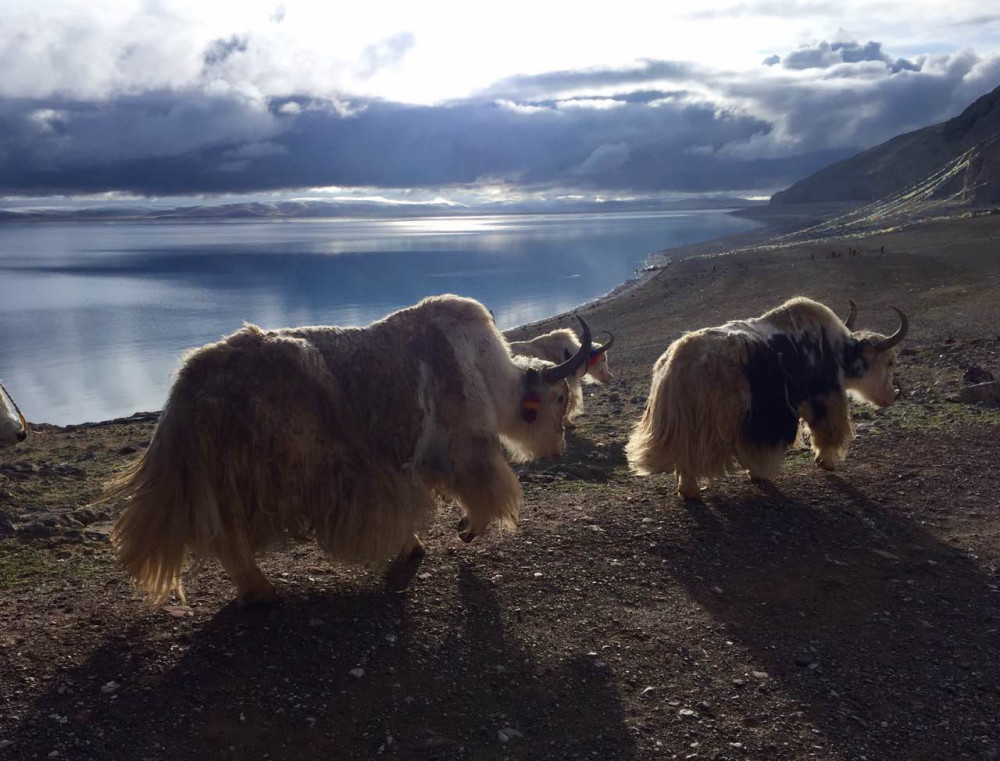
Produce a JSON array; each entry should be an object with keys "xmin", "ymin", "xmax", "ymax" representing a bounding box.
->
[
  {"xmin": 711, "ymin": 585, "xmax": 724, "ymax": 595},
  {"xmin": 794, "ymin": 654, "xmax": 814, "ymax": 667},
  {"xmin": 0, "ymin": 740, "xmax": 14, "ymax": 750},
  {"xmin": 533, "ymin": 572, "xmax": 543, "ymax": 578},
  {"xmin": 48, "ymin": 752, "xmax": 60, "ymax": 759},
  {"xmin": 679, "ymin": 708, "xmax": 697, "ymax": 717},
  {"xmin": 349, "ymin": 668, "xmax": 365, "ymax": 679},
  {"xmin": 872, "ymin": 549, "xmax": 900, "ymax": 560},
  {"xmin": 100, "ymin": 680, "xmax": 120, "ymax": 694},
  {"xmin": 751, "ymin": 671, "xmax": 769, "ymax": 679}
]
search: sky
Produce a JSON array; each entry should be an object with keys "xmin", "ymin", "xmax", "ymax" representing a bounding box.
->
[{"xmin": 1, "ymin": 0, "xmax": 999, "ymax": 209}]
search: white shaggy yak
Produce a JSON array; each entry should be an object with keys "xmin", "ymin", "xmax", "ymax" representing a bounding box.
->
[
  {"xmin": 109, "ymin": 295, "xmax": 591, "ymax": 605},
  {"xmin": 626, "ymin": 297, "xmax": 907, "ymax": 499},
  {"xmin": 0, "ymin": 380, "xmax": 27, "ymax": 448},
  {"xmin": 509, "ymin": 328, "xmax": 614, "ymax": 426}
]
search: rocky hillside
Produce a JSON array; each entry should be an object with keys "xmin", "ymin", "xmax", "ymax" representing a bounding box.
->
[{"xmin": 771, "ymin": 83, "xmax": 1000, "ymax": 205}]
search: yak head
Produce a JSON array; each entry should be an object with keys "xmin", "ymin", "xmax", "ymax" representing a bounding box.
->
[
  {"xmin": 0, "ymin": 380, "xmax": 27, "ymax": 448},
  {"xmin": 586, "ymin": 331, "xmax": 615, "ymax": 385},
  {"xmin": 562, "ymin": 330, "xmax": 615, "ymax": 385},
  {"xmin": 842, "ymin": 302, "xmax": 908, "ymax": 407},
  {"xmin": 506, "ymin": 316, "xmax": 593, "ymax": 460}
]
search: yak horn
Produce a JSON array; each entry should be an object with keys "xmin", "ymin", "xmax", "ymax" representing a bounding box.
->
[
  {"xmin": 0, "ymin": 379, "xmax": 26, "ymax": 434},
  {"xmin": 843, "ymin": 300, "xmax": 858, "ymax": 330},
  {"xmin": 873, "ymin": 306, "xmax": 908, "ymax": 352},
  {"xmin": 593, "ymin": 330, "xmax": 615, "ymax": 356},
  {"xmin": 541, "ymin": 315, "xmax": 592, "ymax": 384}
]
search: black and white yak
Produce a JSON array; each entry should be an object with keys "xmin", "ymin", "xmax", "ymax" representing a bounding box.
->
[{"xmin": 626, "ymin": 297, "xmax": 907, "ymax": 498}]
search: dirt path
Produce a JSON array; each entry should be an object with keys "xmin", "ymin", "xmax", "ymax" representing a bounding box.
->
[{"xmin": 1, "ymin": 213, "xmax": 999, "ymax": 760}]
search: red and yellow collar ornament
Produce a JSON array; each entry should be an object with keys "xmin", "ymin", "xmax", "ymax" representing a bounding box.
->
[{"xmin": 521, "ymin": 391, "xmax": 541, "ymax": 422}]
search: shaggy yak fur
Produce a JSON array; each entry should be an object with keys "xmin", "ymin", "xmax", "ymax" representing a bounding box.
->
[
  {"xmin": 626, "ymin": 297, "xmax": 907, "ymax": 499},
  {"xmin": 509, "ymin": 328, "xmax": 614, "ymax": 426},
  {"xmin": 109, "ymin": 295, "xmax": 588, "ymax": 605},
  {"xmin": 0, "ymin": 380, "xmax": 27, "ymax": 448}
]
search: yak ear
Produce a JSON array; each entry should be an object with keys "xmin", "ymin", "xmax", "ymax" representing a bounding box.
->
[{"xmin": 563, "ymin": 348, "xmax": 572, "ymax": 362}]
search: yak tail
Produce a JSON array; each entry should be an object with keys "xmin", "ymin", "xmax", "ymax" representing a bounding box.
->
[
  {"xmin": 625, "ymin": 371, "xmax": 680, "ymax": 476},
  {"xmin": 626, "ymin": 355, "xmax": 746, "ymax": 480},
  {"xmin": 107, "ymin": 400, "xmax": 198, "ymax": 606}
]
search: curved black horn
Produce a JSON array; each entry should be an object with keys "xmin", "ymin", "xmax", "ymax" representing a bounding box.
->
[
  {"xmin": 541, "ymin": 315, "xmax": 592, "ymax": 384},
  {"xmin": 843, "ymin": 300, "xmax": 858, "ymax": 330},
  {"xmin": 873, "ymin": 306, "xmax": 908, "ymax": 352},
  {"xmin": 593, "ymin": 330, "xmax": 615, "ymax": 356},
  {"xmin": 0, "ymin": 379, "xmax": 26, "ymax": 434}
]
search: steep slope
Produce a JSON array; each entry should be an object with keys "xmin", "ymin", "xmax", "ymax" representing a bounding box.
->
[{"xmin": 771, "ymin": 83, "xmax": 1000, "ymax": 205}]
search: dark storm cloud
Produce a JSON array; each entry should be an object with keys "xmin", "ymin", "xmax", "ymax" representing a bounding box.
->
[
  {"xmin": 480, "ymin": 60, "xmax": 696, "ymax": 100},
  {"xmin": 203, "ymin": 36, "xmax": 249, "ymax": 67},
  {"xmin": 1, "ymin": 41, "xmax": 998, "ymax": 198},
  {"xmin": 783, "ymin": 39, "xmax": 898, "ymax": 69}
]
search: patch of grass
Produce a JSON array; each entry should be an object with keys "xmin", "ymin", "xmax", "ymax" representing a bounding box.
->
[
  {"xmin": 0, "ymin": 540, "xmax": 55, "ymax": 590},
  {"xmin": 0, "ymin": 539, "xmax": 109, "ymax": 591},
  {"xmin": 866, "ymin": 402, "xmax": 1000, "ymax": 433}
]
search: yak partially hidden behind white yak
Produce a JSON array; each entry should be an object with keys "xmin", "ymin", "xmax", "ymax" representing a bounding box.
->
[
  {"xmin": 626, "ymin": 297, "xmax": 907, "ymax": 498},
  {"xmin": 0, "ymin": 380, "xmax": 27, "ymax": 448},
  {"xmin": 110, "ymin": 295, "xmax": 592, "ymax": 605},
  {"xmin": 509, "ymin": 327, "xmax": 614, "ymax": 427}
]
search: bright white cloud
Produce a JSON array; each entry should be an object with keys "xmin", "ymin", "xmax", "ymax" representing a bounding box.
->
[{"xmin": 0, "ymin": 1, "xmax": 995, "ymax": 104}]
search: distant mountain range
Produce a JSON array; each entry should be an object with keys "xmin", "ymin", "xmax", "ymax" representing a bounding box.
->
[
  {"xmin": 772, "ymin": 83, "xmax": 1000, "ymax": 205},
  {"xmin": 0, "ymin": 196, "xmax": 764, "ymax": 224}
]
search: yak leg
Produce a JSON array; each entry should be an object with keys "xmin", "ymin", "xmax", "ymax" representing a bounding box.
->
[
  {"xmin": 677, "ymin": 469, "xmax": 702, "ymax": 500},
  {"xmin": 800, "ymin": 394, "xmax": 851, "ymax": 471},
  {"xmin": 219, "ymin": 550, "xmax": 278, "ymax": 606},
  {"xmin": 385, "ymin": 534, "xmax": 426, "ymax": 592},
  {"xmin": 451, "ymin": 443, "xmax": 521, "ymax": 541}
]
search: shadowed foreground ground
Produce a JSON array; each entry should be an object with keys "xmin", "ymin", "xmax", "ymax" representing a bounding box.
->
[{"xmin": 1, "ymin": 212, "xmax": 999, "ymax": 760}]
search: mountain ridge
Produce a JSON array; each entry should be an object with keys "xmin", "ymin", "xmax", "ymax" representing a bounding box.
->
[{"xmin": 771, "ymin": 83, "xmax": 1000, "ymax": 205}]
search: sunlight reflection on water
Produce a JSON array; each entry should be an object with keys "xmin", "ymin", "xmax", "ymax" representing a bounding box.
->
[{"xmin": 0, "ymin": 211, "xmax": 760, "ymax": 423}]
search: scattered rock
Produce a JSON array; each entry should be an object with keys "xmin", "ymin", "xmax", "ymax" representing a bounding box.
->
[
  {"xmin": 100, "ymin": 680, "xmax": 120, "ymax": 695},
  {"xmin": 872, "ymin": 549, "xmax": 900, "ymax": 560},
  {"xmin": 497, "ymin": 727, "xmax": 522, "ymax": 743},
  {"xmin": 16, "ymin": 521, "xmax": 56, "ymax": 538},
  {"xmin": 349, "ymin": 668, "xmax": 365, "ymax": 679},
  {"xmin": 959, "ymin": 381, "xmax": 1000, "ymax": 404},
  {"xmin": 963, "ymin": 366, "xmax": 995, "ymax": 385}
]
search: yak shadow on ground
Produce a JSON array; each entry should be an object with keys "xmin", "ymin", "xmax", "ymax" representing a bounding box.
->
[
  {"xmin": 7, "ymin": 563, "xmax": 636, "ymax": 760},
  {"xmin": 663, "ymin": 468, "xmax": 1000, "ymax": 760}
]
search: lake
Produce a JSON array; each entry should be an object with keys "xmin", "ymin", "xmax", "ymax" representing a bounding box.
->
[{"xmin": 0, "ymin": 211, "xmax": 760, "ymax": 424}]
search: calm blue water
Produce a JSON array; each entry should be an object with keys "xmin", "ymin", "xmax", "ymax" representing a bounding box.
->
[{"xmin": 0, "ymin": 211, "xmax": 760, "ymax": 424}]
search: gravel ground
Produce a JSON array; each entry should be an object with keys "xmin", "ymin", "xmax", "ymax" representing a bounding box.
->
[{"xmin": 1, "ymin": 212, "xmax": 999, "ymax": 760}]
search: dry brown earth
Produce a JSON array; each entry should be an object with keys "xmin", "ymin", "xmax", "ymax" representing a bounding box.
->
[{"xmin": 1, "ymin": 213, "xmax": 999, "ymax": 760}]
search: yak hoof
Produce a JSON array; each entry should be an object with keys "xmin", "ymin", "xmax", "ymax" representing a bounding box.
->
[
  {"xmin": 678, "ymin": 488, "xmax": 703, "ymax": 501},
  {"xmin": 236, "ymin": 584, "xmax": 279, "ymax": 608},
  {"xmin": 815, "ymin": 455, "xmax": 838, "ymax": 471},
  {"xmin": 385, "ymin": 545, "xmax": 426, "ymax": 592},
  {"xmin": 455, "ymin": 516, "xmax": 470, "ymax": 532},
  {"xmin": 459, "ymin": 530, "xmax": 477, "ymax": 543}
]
